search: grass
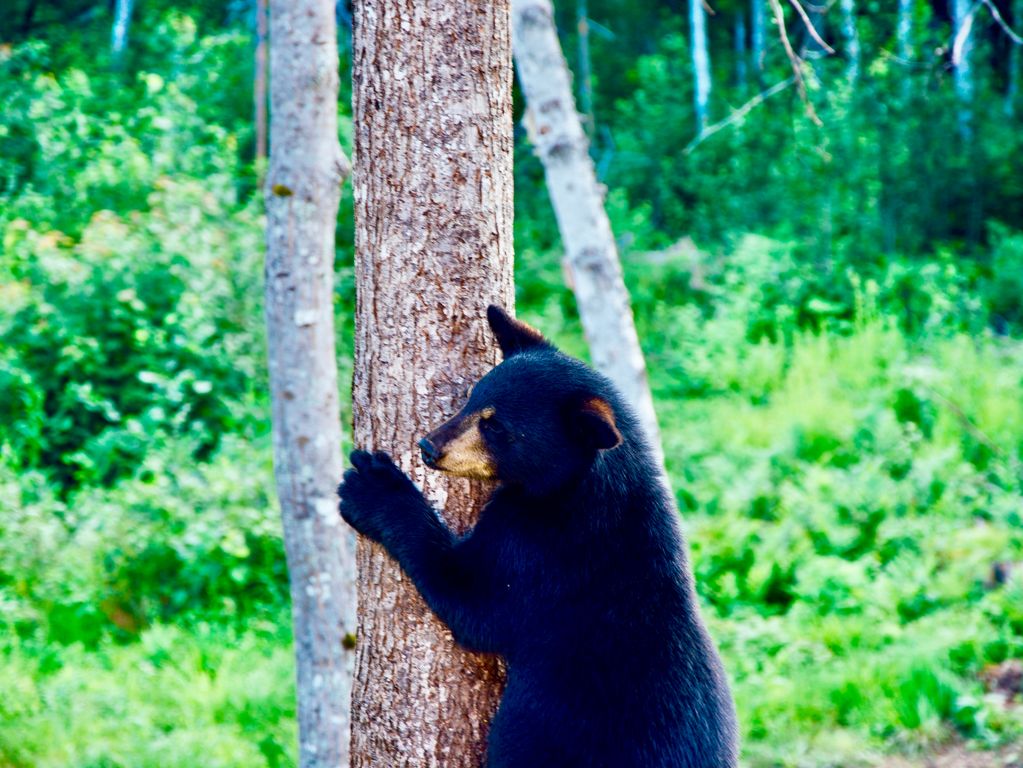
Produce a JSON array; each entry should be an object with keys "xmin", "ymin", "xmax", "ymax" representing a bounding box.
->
[
  {"xmin": 653, "ymin": 309, "xmax": 1023, "ymax": 766},
  {"xmin": 0, "ymin": 619, "xmax": 296, "ymax": 768}
]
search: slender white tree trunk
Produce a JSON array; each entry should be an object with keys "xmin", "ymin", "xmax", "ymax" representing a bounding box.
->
[
  {"xmin": 350, "ymin": 0, "xmax": 513, "ymax": 763},
  {"xmin": 111, "ymin": 0, "xmax": 135, "ymax": 58},
  {"xmin": 951, "ymin": 0, "xmax": 982, "ymax": 239},
  {"xmin": 690, "ymin": 0, "xmax": 713, "ymax": 130},
  {"xmin": 751, "ymin": 0, "xmax": 766, "ymax": 79},
  {"xmin": 264, "ymin": 1, "xmax": 356, "ymax": 766},
  {"xmin": 952, "ymin": 0, "xmax": 975, "ymax": 139},
  {"xmin": 839, "ymin": 0, "xmax": 860, "ymax": 82},
  {"xmin": 511, "ymin": 0, "xmax": 666, "ymax": 470}
]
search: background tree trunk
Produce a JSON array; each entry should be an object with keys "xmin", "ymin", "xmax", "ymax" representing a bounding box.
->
[
  {"xmin": 897, "ymin": 0, "xmax": 913, "ymax": 61},
  {"xmin": 512, "ymin": 0, "xmax": 666, "ymax": 471},
  {"xmin": 839, "ymin": 0, "xmax": 860, "ymax": 82},
  {"xmin": 952, "ymin": 0, "xmax": 975, "ymax": 139},
  {"xmin": 1007, "ymin": 0, "xmax": 1021, "ymax": 114},
  {"xmin": 735, "ymin": 12, "xmax": 748, "ymax": 90},
  {"xmin": 254, "ymin": 0, "xmax": 268, "ymax": 164},
  {"xmin": 577, "ymin": 0, "xmax": 596, "ymax": 137},
  {"xmin": 350, "ymin": 0, "xmax": 514, "ymax": 764},
  {"xmin": 264, "ymin": 1, "xmax": 356, "ymax": 766},
  {"xmin": 690, "ymin": 0, "xmax": 712, "ymax": 131},
  {"xmin": 110, "ymin": 0, "xmax": 135, "ymax": 59},
  {"xmin": 951, "ymin": 0, "xmax": 981, "ymax": 240},
  {"xmin": 751, "ymin": 0, "xmax": 765, "ymax": 80},
  {"xmin": 897, "ymin": 0, "xmax": 913, "ymax": 105}
]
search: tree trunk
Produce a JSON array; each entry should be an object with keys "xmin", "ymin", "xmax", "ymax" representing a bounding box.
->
[
  {"xmin": 690, "ymin": 0, "xmax": 712, "ymax": 131},
  {"xmin": 751, "ymin": 0, "xmax": 766, "ymax": 79},
  {"xmin": 897, "ymin": 0, "xmax": 913, "ymax": 61},
  {"xmin": 350, "ymin": 0, "xmax": 514, "ymax": 764},
  {"xmin": 254, "ymin": 0, "xmax": 268, "ymax": 163},
  {"xmin": 110, "ymin": 0, "xmax": 135, "ymax": 59},
  {"xmin": 1008, "ymin": 0, "xmax": 1021, "ymax": 114},
  {"xmin": 839, "ymin": 0, "xmax": 860, "ymax": 82},
  {"xmin": 952, "ymin": 0, "xmax": 975, "ymax": 138},
  {"xmin": 264, "ymin": 1, "xmax": 356, "ymax": 766},
  {"xmin": 512, "ymin": 0, "xmax": 666, "ymax": 471},
  {"xmin": 735, "ymin": 11, "xmax": 748, "ymax": 90},
  {"xmin": 951, "ymin": 0, "xmax": 981, "ymax": 240},
  {"xmin": 577, "ymin": 0, "xmax": 596, "ymax": 137},
  {"xmin": 897, "ymin": 0, "xmax": 913, "ymax": 104}
]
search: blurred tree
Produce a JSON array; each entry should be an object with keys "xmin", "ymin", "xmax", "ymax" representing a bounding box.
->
[
  {"xmin": 839, "ymin": 0, "xmax": 861, "ymax": 81},
  {"xmin": 951, "ymin": 0, "xmax": 983, "ymax": 240},
  {"xmin": 263, "ymin": 0, "xmax": 356, "ymax": 765},
  {"xmin": 254, "ymin": 0, "xmax": 267, "ymax": 163},
  {"xmin": 513, "ymin": 0, "xmax": 667, "ymax": 470},
  {"xmin": 1008, "ymin": 0, "xmax": 1022, "ymax": 113},
  {"xmin": 952, "ymin": 0, "xmax": 976, "ymax": 138},
  {"xmin": 577, "ymin": 0, "xmax": 596, "ymax": 135},
  {"xmin": 111, "ymin": 0, "xmax": 134, "ymax": 59},
  {"xmin": 349, "ymin": 0, "xmax": 513, "ymax": 763},
  {"xmin": 735, "ymin": 10, "xmax": 748, "ymax": 90},
  {"xmin": 690, "ymin": 0, "xmax": 712, "ymax": 130},
  {"xmin": 898, "ymin": 0, "xmax": 914, "ymax": 61},
  {"xmin": 751, "ymin": 0, "xmax": 766, "ymax": 79}
]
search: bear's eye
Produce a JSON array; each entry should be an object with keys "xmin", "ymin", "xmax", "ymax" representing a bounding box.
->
[{"xmin": 479, "ymin": 410, "xmax": 509, "ymax": 439}]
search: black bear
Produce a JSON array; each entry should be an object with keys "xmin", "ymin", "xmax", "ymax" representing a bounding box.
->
[{"xmin": 338, "ymin": 305, "xmax": 738, "ymax": 768}]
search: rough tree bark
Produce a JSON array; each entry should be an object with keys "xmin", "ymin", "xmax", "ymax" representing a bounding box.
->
[
  {"xmin": 264, "ymin": 1, "xmax": 356, "ymax": 766},
  {"xmin": 110, "ymin": 0, "xmax": 135, "ymax": 59},
  {"xmin": 690, "ymin": 0, "xmax": 713, "ymax": 130},
  {"xmin": 512, "ymin": 0, "xmax": 666, "ymax": 471},
  {"xmin": 350, "ymin": 0, "xmax": 513, "ymax": 764}
]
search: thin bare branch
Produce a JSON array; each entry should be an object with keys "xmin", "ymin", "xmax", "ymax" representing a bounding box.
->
[
  {"xmin": 768, "ymin": 0, "xmax": 823, "ymax": 125},
  {"xmin": 684, "ymin": 77, "xmax": 796, "ymax": 153},
  {"xmin": 787, "ymin": 0, "xmax": 836, "ymax": 54},
  {"xmin": 981, "ymin": 0, "xmax": 1023, "ymax": 43}
]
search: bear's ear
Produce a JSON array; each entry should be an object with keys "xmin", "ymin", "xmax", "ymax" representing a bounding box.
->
[
  {"xmin": 573, "ymin": 395, "xmax": 623, "ymax": 451},
  {"xmin": 487, "ymin": 305, "xmax": 549, "ymax": 358}
]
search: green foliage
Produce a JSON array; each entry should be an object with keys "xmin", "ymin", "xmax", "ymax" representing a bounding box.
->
[
  {"xmin": 0, "ymin": 40, "xmax": 266, "ymax": 491},
  {"xmin": 0, "ymin": 437, "xmax": 286, "ymax": 647},
  {"xmin": 0, "ymin": 620, "xmax": 296, "ymax": 768}
]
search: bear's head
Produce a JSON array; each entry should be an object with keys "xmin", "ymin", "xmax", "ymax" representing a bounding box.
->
[{"xmin": 418, "ymin": 306, "xmax": 624, "ymax": 495}]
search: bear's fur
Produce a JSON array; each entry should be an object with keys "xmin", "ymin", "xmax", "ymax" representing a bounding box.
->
[{"xmin": 338, "ymin": 305, "xmax": 738, "ymax": 768}]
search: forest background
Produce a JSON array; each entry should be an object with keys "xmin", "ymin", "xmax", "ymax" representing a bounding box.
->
[{"xmin": 1, "ymin": 0, "xmax": 1022, "ymax": 765}]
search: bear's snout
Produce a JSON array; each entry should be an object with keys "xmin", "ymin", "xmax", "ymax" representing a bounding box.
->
[
  {"xmin": 419, "ymin": 411, "xmax": 496, "ymax": 479},
  {"xmin": 418, "ymin": 437, "xmax": 441, "ymax": 467}
]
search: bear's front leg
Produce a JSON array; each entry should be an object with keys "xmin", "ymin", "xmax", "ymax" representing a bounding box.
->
[{"xmin": 338, "ymin": 449, "xmax": 503, "ymax": 653}]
